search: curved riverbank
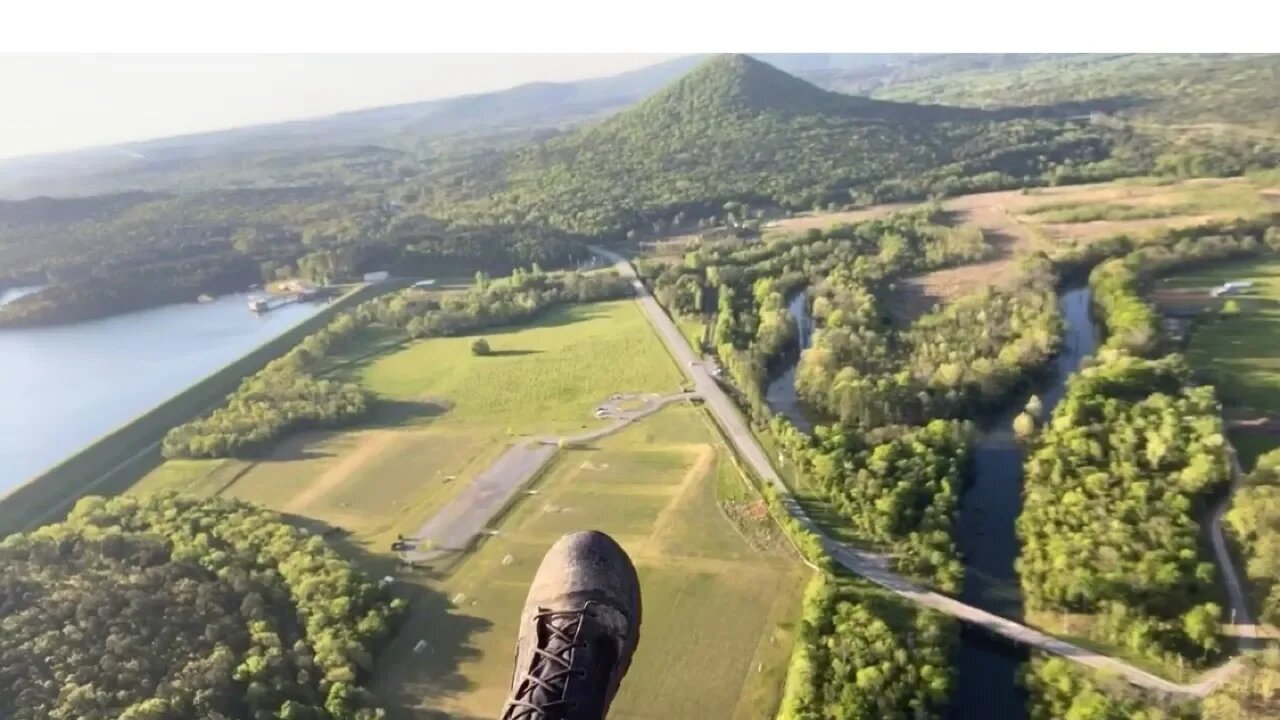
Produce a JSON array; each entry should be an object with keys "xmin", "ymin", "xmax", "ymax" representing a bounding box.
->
[{"xmin": 950, "ymin": 286, "xmax": 1099, "ymax": 718}]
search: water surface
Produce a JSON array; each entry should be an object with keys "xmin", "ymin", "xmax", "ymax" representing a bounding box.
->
[
  {"xmin": 0, "ymin": 293, "xmax": 322, "ymax": 495},
  {"xmin": 761, "ymin": 286, "xmax": 1100, "ymax": 719},
  {"xmin": 949, "ymin": 286, "xmax": 1097, "ymax": 719},
  {"xmin": 764, "ymin": 292, "xmax": 817, "ymax": 433}
]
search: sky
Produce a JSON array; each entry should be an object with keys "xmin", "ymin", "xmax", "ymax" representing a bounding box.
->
[{"xmin": 0, "ymin": 54, "xmax": 687, "ymax": 160}]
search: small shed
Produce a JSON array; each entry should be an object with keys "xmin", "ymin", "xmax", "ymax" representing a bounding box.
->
[{"xmin": 364, "ymin": 271, "xmax": 391, "ymax": 283}]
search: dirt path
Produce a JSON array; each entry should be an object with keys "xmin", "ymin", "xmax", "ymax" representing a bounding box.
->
[
  {"xmin": 646, "ymin": 444, "xmax": 715, "ymax": 551},
  {"xmin": 283, "ymin": 430, "xmax": 399, "ymax": 514}
]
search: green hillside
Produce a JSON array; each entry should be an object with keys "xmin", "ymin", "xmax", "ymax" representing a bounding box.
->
[
  {"xmin": 434, "ymin": 55, "xmax": 1151, "ymax": 236},
  {"xmin": 862, "ymin": 54, "xmax": 1280, "ymax": 132}
]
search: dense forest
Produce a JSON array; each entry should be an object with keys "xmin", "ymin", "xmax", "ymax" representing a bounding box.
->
[
  {"xmin": 0, "ymin": 493, "xmax": 403, "ymax": 720},
  {"xmin": 780, "ymin": 576, "xmax": 955, "ymax": 720},
  {"xmin": 1022, "ymin": 656, "xmax": 1199, "ymax": 720},
  {"xmin": 773, "ymin": 419, "xmax": 970, "ymax": 589},
  {"xmin": 0, "ymin": 186, "xmax": 584, "ymax": 327},
  {"xmin": 162, "ymin": 267, "xmax": 630, "ymax": 457},
  {"xmin": 793, "ymin": 267, "xmax": 1060, "ymax": 427},
  {"xmin": 1016, "ymin": 353, "xmax": 1229, "ymax": 665}
]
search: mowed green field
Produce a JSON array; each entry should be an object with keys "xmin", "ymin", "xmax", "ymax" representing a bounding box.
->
[
  {"xmin": 1155, "ymin": 256, "xmax": 1280, "ymax": 464},
  {"xmin": 133, "ymin": 299, "xmax": 685, "ymax": 547},
  {"xmin": 132, "ymin": 427, "xmax": 504, "ymax": 549},
  {"xmin": 356, "ymin": 299, "xmax": 686, "ymax": 435},
  {"xmin": 373, "ymin": 406, "xmax": 809, "ymax": 720},
  {"xmin": 132, "ymin": 297, "xmax": 808, "ymax": 719}
]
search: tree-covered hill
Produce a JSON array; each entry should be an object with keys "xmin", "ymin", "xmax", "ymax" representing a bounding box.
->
[
  {"xmin": 434, "ymin": 54, "xmax": 1158, "ymax": 236},
  {"xmin": 0, "ymin": 493, "xmax": 404, "ymax": 720},
  {"xmin": 858, "ymin": 54, "xmax": 1280, "ymax": 133}
]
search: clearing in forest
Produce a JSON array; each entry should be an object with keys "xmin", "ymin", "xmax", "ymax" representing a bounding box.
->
[
  {"xmin": 1149, "ymin": 255, "xmax": 1280, "ymax": 466},
  {"xmin": 761, "ymin": 176, "xmax": 1278, "ymax": 322}
]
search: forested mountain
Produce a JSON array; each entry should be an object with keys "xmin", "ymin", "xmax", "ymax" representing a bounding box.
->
[{"xmin": 435, "ymin": 54, "xmax": 1129, "ymax": 236}]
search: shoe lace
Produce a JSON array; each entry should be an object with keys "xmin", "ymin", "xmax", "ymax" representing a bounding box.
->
[{"xmin": 503, "ymin": 606, "xmax": 590, "ymax": 719}]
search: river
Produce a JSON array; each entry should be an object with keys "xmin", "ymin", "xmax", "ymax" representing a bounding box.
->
[
  {"xmin": 0, "ymin": 293, "xmax": 323, "ymax": 496},
  {"xmin": 763, "ymin": 286, "xmax": 1099, "ymax": 719},
  {"xmin": 764, "ymin": 292, "xmax": 817, "ymax": 433}
]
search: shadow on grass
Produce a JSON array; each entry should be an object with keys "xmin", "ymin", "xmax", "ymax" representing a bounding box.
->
[
  {"xmin": 259, "ymin": 435, "xmax": 337, "ymax": 461},
  {"xmin": 481, "ymin": 349, "xmax": 542, "ymax": 357},
  {"xmin": 366, "ymin": 399, "xmax": 454, "ymax": 428},
  {"xmin": 325, "ymin": 306, "xmax": 607, "ymax": 380},
  {"xmin": 311, "ymin": 526, "xmax": 495, "ymax": 720},
  {"xmin": 480, "ymin": 307, "xmax": 609, "ymax": 335}
]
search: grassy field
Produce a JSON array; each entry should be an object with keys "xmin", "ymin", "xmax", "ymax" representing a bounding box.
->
[
  {"xmin": 373, "ymin": 406, "xmax": 809, "ymax": 720},
  {"xmin": 132, "ymin": 297, "xmax": 807, "ymax": 719},
  {"xmin": 133, "ymin": 300, "xmax": 685, "ymax": 543},
  {"xmin": 1149, "ymin": 256, "xmax": 1280, "ymax": 466},
  {"xmin": 354, "ymin": 300, "xmax": 685, "ymax": 435}
]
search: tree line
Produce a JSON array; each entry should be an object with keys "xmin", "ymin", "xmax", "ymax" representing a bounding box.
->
[
  {"xmin": 1226, "ymin": 448, "xmax": 1280, "ymax": 627},
  {"xmin": 1090, "ymin": 223, "xmax": 1280, "ymax": 355},
  {"xmin": 779, "ymin": 575, "xmax": 956, "ymax": 720},
  {"xmin": 1022, "ymin": 656, "xmax": 1199, "ymax": 720},
  {"xmin": 163, "ymin": 267, "xmax": 630, "ymax": 458},
  {"xmin": 0, "ymin": 184, "xmax": 586, "ymax": 327},
  {"xmin": 1216, "ymin": 449, "xmax": 1280, "ymax": 720},
  {"xmin": 0, "ymin": 493, "xmax": 404, "ymax": 720},
  {"xmin": 1024, "ymin": 647, "xmax": 1280, "ymax": 720}
]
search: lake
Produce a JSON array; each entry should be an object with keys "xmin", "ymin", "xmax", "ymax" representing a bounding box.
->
[{"xmin": 0, "ymin": 293, "xmax": 323, "ymax": 495}]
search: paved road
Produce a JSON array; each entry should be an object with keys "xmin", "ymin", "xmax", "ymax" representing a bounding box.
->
[
  {"xmin": 590, "ymin": 246, "xmax": 1246, "ymax": 698},
  {"xmin": 404, "ymin": 392, "xmax": 697, "ymax": 562},
  {"xmin": 1212, "ymin": 447, "xmax": 1260, "ymax": 650}
]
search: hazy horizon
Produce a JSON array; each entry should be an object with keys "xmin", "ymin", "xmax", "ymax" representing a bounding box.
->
[{"xmin": 0, "ymin": 54, "xmax": 688, "ymax": 161}]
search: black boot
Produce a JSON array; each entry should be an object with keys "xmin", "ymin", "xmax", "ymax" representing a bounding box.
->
[{"xmin": 500, "ymin": 531, "xmax": 643, "ymax": 720}]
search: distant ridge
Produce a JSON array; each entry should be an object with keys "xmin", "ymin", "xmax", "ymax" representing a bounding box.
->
[{"xmin": 440, "ymin": 54, "xmax": 1111, "ymax": 236}]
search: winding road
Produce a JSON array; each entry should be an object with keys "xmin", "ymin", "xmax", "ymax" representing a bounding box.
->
[{"xmin": 589, "ymin": 245, "xmax": 1254, "ymax": 698}]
